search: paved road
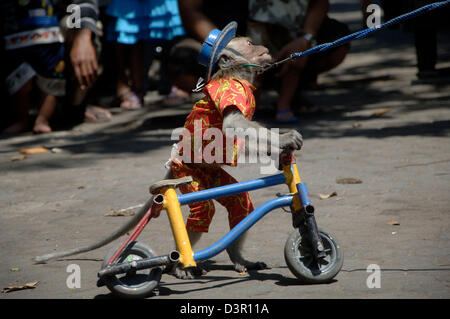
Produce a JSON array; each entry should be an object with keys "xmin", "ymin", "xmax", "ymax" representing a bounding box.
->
[{"xmin": 1, "ymin": 1, "xmax": 449, "ymax": 301}]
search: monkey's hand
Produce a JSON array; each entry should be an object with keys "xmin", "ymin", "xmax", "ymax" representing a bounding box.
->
[{"xmin": 279, "ymin": 130, "xmax": 303, "ymax": 151}]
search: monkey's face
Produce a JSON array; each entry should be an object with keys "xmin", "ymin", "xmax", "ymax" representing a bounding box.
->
[{"xmin": 227, "ymin": 37, "xmax": 272, "ymax": 66}]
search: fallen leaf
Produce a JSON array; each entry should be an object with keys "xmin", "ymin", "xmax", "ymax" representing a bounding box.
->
[
  {"xmin": 19, "ymin": 147, "xmax": 48, "ymax": 155},
  {"xmin": 387, "ymin": 220, "xmax": 400, "ymax": 226},
  {"xmin": 319, "ymin": 191, "xmax": 337, "ymax": 199},
  {"xmin": 371, "ymin": 108, "xmax": 391, "ymax": 117},
  {"xmin": 10, "ymin": 268, "xmax": 20, "ymax": 272},
  {"xmin": 2, "ymin": 281, "xmax": 39, "ymax": 293},
  {"xmin": 336, "ymin": 178, "xmax": 362, "ymax": 184},
  {"xmin": 105, "ymin": 209, "xmax": 135, "ymax": 217}
]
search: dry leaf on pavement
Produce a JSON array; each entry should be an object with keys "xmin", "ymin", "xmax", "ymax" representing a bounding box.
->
[
  {"xmin": 105, "ymin": 209, "xmax": 135, "ymax": 217},
  {"xmin": 319, "ymin": 191, "xmax": 338, "ymax": 199},
  {"xmin": 2, "ymin": 281, "xmax": 39, "ymax": 293},
  {"xmin": 371, "ymin": 108, "xmax": 391, "ymax": 117},
  {"xmin": 19, "ymin": 147, "xmax": 49, "ymax": 155}
]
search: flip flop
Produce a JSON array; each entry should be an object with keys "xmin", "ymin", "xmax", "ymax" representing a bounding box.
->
[
  {"xmin": 162, "ymin": 86, "xmax": 190, "ymax": 106},
  {"xmin": 118, "ymin": 90, "xmax": 143, "ymax": 110},
  {"xmin": 84, "ymin": 106, "xmax": 112, "ymax": 123}
]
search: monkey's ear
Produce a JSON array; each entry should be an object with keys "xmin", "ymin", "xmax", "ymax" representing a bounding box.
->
[{"xmin": 217, "ymin": 54, "xmax": 235, "ymax": 69}]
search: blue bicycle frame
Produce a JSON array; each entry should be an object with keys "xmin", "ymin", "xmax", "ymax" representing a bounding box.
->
[{"xmin": 99, "ymin": 157, "xmax": 319, "ymax": 277}]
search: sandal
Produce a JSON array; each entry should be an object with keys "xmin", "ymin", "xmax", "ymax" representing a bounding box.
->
[
  {"xmin": 84, "ymin": 106, "xmax": 112, "ymax": 122},
  {"xmin": 276, "ymin": 110, "xmax": 298, "ymax": 123},
  {"xmin": 162, "ymin": 86, "xmax": 190, "ymax": 106},
  {"xmin": 118, "ymin": 90, "xmax": 143, "ymax": 110}
]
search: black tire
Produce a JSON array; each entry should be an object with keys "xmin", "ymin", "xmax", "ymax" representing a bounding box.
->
[
  {"xmin": 100, "ymin": 241, "xmax": 162, "ymax": 298},
  {"xmin": 284, "ymin": 228, "xmax": 343, "ymax": 284}
]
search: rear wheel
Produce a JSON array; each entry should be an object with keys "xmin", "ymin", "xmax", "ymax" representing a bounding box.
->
[
  {"xmin": 100, "ymin": 241, "xmax": 162, "ymax": 298},
  {"xmin": 284, "ymin": 228, "xmax": 343, "ymax": 284}
]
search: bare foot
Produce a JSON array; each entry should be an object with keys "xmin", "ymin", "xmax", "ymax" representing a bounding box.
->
[
  {"xmin": 33, "ymin": 116, "xmax": 52, "ymax": 134},
  {"xmin": 2, "ymin": 119, "xmax": 29, "ymax": 134}
]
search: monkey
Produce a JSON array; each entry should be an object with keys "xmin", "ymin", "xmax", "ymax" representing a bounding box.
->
[
  {"xmin": 34, "ymin": 33, "xmax": 303, "ymax": 280},
  {"xmin": 157, "ymin": 36, "xmax": 303, "ymax": 279}
]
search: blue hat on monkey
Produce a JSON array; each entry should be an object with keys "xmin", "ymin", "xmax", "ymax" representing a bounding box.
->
[{"xmin": 198, "ymin": 21, "xmax": 237, "ymax": 82}]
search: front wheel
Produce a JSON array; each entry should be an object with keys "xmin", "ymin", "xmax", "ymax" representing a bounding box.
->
[
  {"xmin": 284, "ymin": 228, "xmax": 343, "ymax": 284},
  {"xmin": 100, "ymin": 241, "xmax": 162, "ymax": 298}
]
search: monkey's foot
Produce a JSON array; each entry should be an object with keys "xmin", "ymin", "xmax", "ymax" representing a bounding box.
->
[
  {"xmin": 167, "ymin": 263, "xmax": 209, "ymax": 280},
  {"xmin": 233, "ymin": 260, "xmax": 269, "ymax": 274}
]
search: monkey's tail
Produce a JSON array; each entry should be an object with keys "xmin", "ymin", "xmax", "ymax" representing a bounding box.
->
[{"xmin": 33, "ymin": 196, "xmax": 154, "ymax": 264}]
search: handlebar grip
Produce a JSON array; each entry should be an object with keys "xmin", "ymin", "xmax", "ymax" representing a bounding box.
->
[{"xmin": 279, "ymin": 149, "xmax": 294, "ymax": 170}]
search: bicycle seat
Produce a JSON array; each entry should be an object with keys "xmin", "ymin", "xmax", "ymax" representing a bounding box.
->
[{"xmin": 149, "ymin": 176, "xmax": 193, "ymax": 194}]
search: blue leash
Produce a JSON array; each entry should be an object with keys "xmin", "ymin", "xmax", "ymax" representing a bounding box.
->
[{"xmin": 264, "ymin": 0, "xmax": 450, "ymax": 71}]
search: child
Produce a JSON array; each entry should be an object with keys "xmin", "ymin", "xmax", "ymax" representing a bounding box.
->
[{"xmin": 105, "ymin": 0, "xmax": 185, "ymax": 109}]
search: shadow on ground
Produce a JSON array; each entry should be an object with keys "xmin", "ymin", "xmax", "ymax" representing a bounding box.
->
[{"xmin": 93, "ymin": 260, "xmax": 336, "ymax": 299}]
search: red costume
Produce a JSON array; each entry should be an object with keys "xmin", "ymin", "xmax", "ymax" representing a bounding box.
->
[{"xmin": 171, "ymin": 77, "xmax": 256, "ymax": 232}]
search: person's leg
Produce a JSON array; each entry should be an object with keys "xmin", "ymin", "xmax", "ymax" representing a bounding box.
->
[
  {"xmin": 276, "ymin": 71, "xmax": 300, "ymax": 122},
  {"xmin": 115, "ymin": 43, "xmax": 143, "ymax": 109},
  {"xmin": 129, "ymin": 41, "xmax": 144, "ymax": 94},
  {"xmin": 248, "ymin": 21, "xmax": 300, "ymax": 122},
  {"xmin": 171, "ymin": 74, "xmax": 200, "ymax": 93},
  {"xmin": 33, "ymin": 90, "xmax": 57, "ymax": 134},
  {"xmin": 2, "ymin": 79, "xmax": 33, "ymax": 134},
  {"xmin": 414, "ymin": 28, "xmax": 437, "ymax": 77},
  {"xmin": 164, "ymin": 37, "xmax": 203, "ymax": 105},
  {"xmin": 301, "ymin": 17, "xmax": 351, "ymax": 90},
  {"xmin": 114, "ymin": 43, "xmax": 131, "ymax": 99},
  {"xmin": 302, "ymin": 44, "xmax": 350, "ymax": 90}
]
